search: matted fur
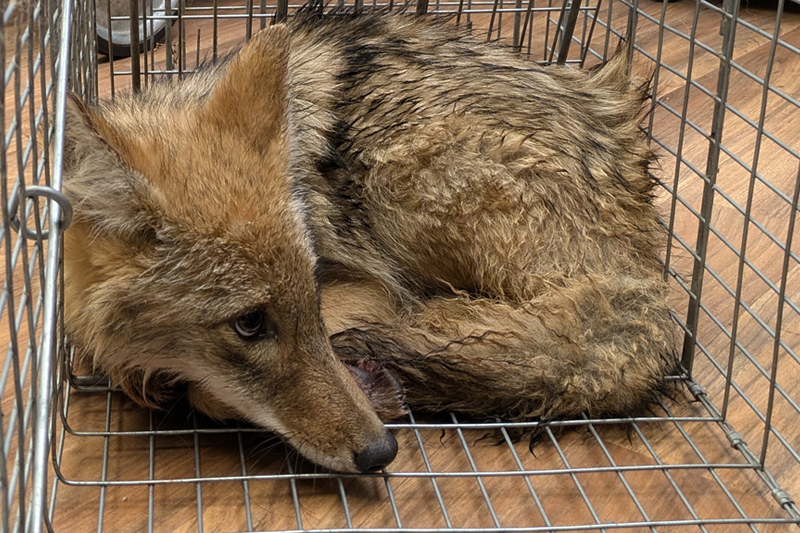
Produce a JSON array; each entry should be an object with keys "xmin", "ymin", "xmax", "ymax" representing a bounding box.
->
[{"xmin": 61, "ymin": 10, "xmax": 678, "ymax": 471}]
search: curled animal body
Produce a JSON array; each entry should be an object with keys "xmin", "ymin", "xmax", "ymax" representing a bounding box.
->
[{"xmin": 61, "ymin": 10, "xmax": 678, "ymax": 472}]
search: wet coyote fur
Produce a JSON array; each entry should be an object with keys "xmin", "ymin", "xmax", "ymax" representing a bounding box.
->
[{"xmin": 62, "ymin": 10, "xmax": 678, "ymax": 472}]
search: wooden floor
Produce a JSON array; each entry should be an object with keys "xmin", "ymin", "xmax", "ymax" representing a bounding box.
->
[{"xmin": 3, "ymin": 0, "xmax": 800, "ymax": 531}]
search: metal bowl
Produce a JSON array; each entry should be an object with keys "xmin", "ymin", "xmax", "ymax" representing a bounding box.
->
[{"xmin": 96, "ymin": 0, "xmax": 178, "ymax": 58}]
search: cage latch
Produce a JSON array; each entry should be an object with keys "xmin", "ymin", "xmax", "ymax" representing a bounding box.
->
[{"xmin": 8, "ymin": 185, "xmax": 73, "ymax": 240}]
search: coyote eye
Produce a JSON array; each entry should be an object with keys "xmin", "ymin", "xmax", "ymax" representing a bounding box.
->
[{"xmin": 232, "ymin": 311, "xmax": 277, "ymax": 341}]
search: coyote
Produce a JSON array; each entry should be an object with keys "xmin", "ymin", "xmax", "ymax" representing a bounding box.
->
[{"xmin": 62, "ymin": 10, "xmax": 678, "ymax": 473}]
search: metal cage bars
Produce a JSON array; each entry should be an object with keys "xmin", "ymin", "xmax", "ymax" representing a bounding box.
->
[
  {"xmin": 1, "ymin": 0, "xmax": 799, "ymax": 530},
  {"xmin": 51, "ymin": 1, "xmax": 800, "ymax": 531},
  {"xmin": 596, "ymin": 0, "xmax": 800, "ymax": 498},
  {"xmin": 1, "ymin": 0, "xmax": 75, "ymax": 531},
  {"xmin": 98, "ymin": 0, "xmax": 606, "ymax": 94},
  {"xmin": 49, "ymin": 376, "xmax": 800, "ymax": 530}
]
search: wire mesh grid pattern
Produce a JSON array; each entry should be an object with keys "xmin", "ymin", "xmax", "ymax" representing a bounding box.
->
[
  {"xmin": 1, "ymin": 0, "xmax": 74, "ymax": 531},
  {"xmin": 2, "ymin": 0, "xmax": 800, "ymax": 530}
]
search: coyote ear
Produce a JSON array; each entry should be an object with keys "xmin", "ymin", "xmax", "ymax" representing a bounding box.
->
[
  {"xmin": 63, "ymin": 94, "xmax": 160, "ymax": 241},
  {"xmin": 201, "ymin": 24, "xmax": 290, "ymax": 150}
]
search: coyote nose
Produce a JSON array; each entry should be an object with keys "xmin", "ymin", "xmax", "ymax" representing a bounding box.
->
[{"xmin": 354, "ymin": 430, "xmax": 398, "ymax": 472}]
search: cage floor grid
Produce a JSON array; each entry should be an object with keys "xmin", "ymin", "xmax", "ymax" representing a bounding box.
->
[{"xmin": 47, "ymin": 371, "xmax": 799, "ymax": 532}]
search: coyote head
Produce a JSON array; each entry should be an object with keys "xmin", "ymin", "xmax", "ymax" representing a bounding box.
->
[{"xmin": 61, "ymin": 26, "xmax": 397, "ymax": 472}]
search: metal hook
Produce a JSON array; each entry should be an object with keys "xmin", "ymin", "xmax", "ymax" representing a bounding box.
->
[{"xmin": 8, "ymin": 185, "xmax": 74, "ymax": 241}]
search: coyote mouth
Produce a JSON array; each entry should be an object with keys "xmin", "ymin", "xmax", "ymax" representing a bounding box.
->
[{"xmin": 343, "ymin": 359, "xmax": 408, "ymax": 422}]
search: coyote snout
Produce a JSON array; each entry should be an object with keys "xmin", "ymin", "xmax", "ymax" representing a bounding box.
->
[{"xmin": 62, "ymin": 10, "xmax": 677, "ymax": 472}]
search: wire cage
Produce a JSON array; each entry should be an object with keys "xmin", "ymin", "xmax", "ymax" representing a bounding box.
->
[{"xmin": 2, "ymin": 0, "xmax": 800, "ymax": 530}]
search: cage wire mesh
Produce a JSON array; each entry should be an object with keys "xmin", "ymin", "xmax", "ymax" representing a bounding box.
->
[
  {"xmin": 1, "ymin": 0, "xmax": 75, "ymax": 531},
  {"xmin": 2, "ymin": 0, "xmax": 800, "ymax": 530}
]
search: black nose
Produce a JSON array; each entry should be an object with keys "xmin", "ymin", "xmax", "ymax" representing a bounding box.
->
[{"xmin": 353, "ymin": 431, "xmax": 398, "ymax": 472}]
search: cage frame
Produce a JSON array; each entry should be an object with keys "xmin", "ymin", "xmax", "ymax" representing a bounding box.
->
[{"xmin": 2, "ymin": 0, "xmax": 800, "ymax": 530}]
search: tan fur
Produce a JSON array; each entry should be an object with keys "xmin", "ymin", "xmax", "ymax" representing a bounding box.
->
[{"xmin": 62, "ymin": 11, "xmax": 678, "ymax": 471}]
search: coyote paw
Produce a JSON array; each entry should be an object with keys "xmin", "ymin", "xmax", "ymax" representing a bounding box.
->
[{"xmin": 344, "ymin": 359, "xmax": 408, "ymax": 422}]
